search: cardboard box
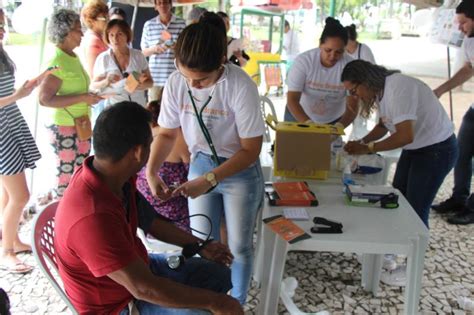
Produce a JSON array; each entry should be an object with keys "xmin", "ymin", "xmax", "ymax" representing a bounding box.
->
[{"xmin": 273, "ymin": 121, "xmax": 344, "ymax": 179}]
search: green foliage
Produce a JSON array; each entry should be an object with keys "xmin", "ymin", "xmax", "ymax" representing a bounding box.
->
[{"xmin": 5, "ymin": 32, "xmax": 41, "ymax": 46}]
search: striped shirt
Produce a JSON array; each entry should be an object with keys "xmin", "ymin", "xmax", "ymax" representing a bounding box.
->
[
  {"xmin": 0, "ymin": 71, "xmax": 41, "ymax": 175},
  {"xmin": 141, "ymin": 15, "xmax": 185, "ymax": 87}
]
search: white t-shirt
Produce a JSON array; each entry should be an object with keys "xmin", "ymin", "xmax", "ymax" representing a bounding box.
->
[
  {"xmin": 379, "ymin": 73, "xmax": 453, "ymax": 150},
  {"xmin": 282, "ymin": 29, "xmax": 300, "ymax": 62},
  {"xmin": 463, "ymin": 37, "xmax": 474, "ymax": 109},
  {"xmin": 159, "ymin": 64, "xmax": 265, "ymax": 158},
  {"xmin": 93, "ymin": 48, "xmax": 149, "ymax": 106},
  {"xmin": 287, "ymin": 48, "xmax": 354, "ymax": 123},
  {"xmin": 346, "ymin": 43, "xmax": 376, "ymax": 64}
]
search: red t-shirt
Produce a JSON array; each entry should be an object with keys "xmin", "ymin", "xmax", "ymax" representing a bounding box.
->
[{"xmin": 54, "ymin": 156, "xmax": 149, "ymax": 314}]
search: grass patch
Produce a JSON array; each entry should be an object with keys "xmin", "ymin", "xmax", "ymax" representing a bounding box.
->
[{"xmin": 6, "ymin": 32, "xmax": 41, "ymax": 46}]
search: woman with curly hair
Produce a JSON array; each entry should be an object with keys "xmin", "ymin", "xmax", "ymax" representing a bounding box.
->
[{"xmin": 39, "ymin": 9, "xmax": 102, "ymax": 197}]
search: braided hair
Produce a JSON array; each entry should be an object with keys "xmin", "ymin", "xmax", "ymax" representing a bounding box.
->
[{"xmin": 341, "ymin": 60, "xmax": 400, "ymax": 118}]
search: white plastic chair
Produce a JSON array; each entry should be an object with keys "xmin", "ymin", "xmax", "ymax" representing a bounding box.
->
[
  {"xmin": 260, "ymin": 95, "xmax": 278, "ymax": 143},
  {"xmin": 31, "ymin": 202, "xmax": 78, "ymax": 315}
]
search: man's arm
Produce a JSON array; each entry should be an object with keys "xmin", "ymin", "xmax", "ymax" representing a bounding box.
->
[
  {"xmin": 107, "ymin": 258, "xmax": 243, "ymax": 314},
  {"xmin": 434, "ymin": 62, "xmax": 473, "ymax": 98},
  {"xmin": 136, "ymin": 192, "xmax": 233, "ymax": 266}
]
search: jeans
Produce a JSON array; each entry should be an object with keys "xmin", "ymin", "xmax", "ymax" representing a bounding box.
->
[
  {"xmin": 187, "ymin": 152, "xmax": 264, "ymax": 304},
  {"xmin": 284, "ymin": 106, "xmax": 297, "ymax": 122},
  {"xmin": 393, "ymin": 134, "xmax": 458, "ymax": 228},
  {"xmin": 119, "ymin": 254, "xmax": 232, "ymax": 315},
  {"xmin": 452, "ymin": 107, "xmax": 474, "ymax": 204}
]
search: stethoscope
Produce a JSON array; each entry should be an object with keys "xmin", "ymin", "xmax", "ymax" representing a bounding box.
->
[{"xmin": 176, "ymin": 59, "xmax": 227, "ymax": 166}]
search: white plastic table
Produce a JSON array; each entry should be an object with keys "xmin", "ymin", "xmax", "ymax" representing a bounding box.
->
[{"xmin": 256, "ymin": 179, "xmax": 429, "ymax": 315}]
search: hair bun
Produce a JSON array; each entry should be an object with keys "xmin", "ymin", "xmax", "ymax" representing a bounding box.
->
[{"xmin": 325, "ymin": 17, "xmax": 341, "ymax": 27}]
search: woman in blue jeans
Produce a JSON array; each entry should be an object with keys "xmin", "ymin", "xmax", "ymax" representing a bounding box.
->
[
  {"xmin": 342, "ymin": 60, "xmax": 458, "ymax": 228},
  {"xmin": 146, "ymin": 17, "xmax": 264, "ymax": 304}
]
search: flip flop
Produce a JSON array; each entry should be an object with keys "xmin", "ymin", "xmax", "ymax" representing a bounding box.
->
[{"xmin": 0, "ymin": 261, "xmax": 33, "ymax": 274}]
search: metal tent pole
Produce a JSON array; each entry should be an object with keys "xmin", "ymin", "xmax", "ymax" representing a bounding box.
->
[{"xmin": 29, "ymin": 17, "xmax": 48, "ymax": 196}]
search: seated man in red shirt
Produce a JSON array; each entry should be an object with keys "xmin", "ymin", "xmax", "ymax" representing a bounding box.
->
[{"xmin": 54, "ymin": 101, "xmax": 243, "ymax": 315}]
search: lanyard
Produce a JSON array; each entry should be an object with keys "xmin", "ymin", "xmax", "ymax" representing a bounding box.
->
[
  {"xmin": 187, "ymin": 85, "xmax": 220, "ymax": 166},
  {"xmin": 111, "ymin": 50, "xmax": 132, "ymax": 101}
]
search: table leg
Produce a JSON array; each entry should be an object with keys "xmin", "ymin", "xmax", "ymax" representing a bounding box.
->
[
  {"xmin": 361, "ymin": 253, "xmax": 383, "ymax": 295},
  {"xmin": 404, "ymin": 234, "xmax": 429, "ymax": 315},
  {"xmin": 253, "ymin": 210, "xmax": 264, "ymax": 286},
  {"xmin": 258, "ymin": 228, "xmax": 288, "ymax": 315},
  {"xmin": 257, "ymin": 223, "xmax": 277, "ymax": 314}
]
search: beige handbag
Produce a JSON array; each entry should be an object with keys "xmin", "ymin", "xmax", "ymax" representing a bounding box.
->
[{"xmin": 64, "ymin": 108, "xmax": 92, "ymax": 141}]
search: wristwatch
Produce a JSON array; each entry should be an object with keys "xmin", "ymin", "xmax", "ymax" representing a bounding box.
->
[{"xmin": 204, "ymin": 172, "xmax": 218, "ymax": 187}]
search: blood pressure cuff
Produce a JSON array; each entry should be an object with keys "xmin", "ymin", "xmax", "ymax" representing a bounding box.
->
[{"xmin": 135, "ymin": 191, "xmax": 171, "ymax": 235}]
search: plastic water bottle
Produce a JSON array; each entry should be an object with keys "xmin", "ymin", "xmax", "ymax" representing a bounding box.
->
[
  {"xmin": 458, "ymin": 296, "xmax": 474, "ymax": 311},
  {"xmin": 342, "ymin": 164, "xmax": 354, "ymax": 186}
]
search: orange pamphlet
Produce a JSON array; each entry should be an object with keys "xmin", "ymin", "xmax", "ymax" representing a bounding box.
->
[
  {"xmin": 267, "ymin": 181, "xmax": 318, "ymax": 206},
  {"xmin": 263, "ymin": 215, "xmax": 311, "ymax": 244},
  {"xmin": 161, "ymin": 30, "xmax": 172, "ymax": 41},
  {"xmin": 125, "ymin": 73, "xmax": 139, "ymax": 94}
]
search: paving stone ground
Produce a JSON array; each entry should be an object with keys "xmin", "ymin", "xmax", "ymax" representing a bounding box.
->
[
  {"xmin": 2, "ymin": 170, "xmax": 473, "ymax": 315},
  {"xmin": 1, "ymin": 77, "xmax": 473, "ymax": 314}
]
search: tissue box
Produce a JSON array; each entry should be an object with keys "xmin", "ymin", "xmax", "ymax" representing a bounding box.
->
[{"xmin": 273, "ymin": 121, "xmax": 344, "ymax": 179}]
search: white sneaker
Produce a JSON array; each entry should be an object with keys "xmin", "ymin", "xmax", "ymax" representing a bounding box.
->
[{"xmin": 381, "ymin": 265, "xmax": 406, "ymax": 287}]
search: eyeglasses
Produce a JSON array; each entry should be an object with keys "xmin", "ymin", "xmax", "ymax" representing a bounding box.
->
[{"xmin": 348, "ymin": 83, "xmax": 359, "ymax": 96}]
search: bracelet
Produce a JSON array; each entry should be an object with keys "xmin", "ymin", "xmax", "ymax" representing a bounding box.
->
[
  {"xmin": 367, "ymin": 141, "xmax": 376, "ymax": 153},
  {"xmin": 182, "ymin": 239, "xmax": 213, "ymax": 258},
  {"xmin": 198, "ymin": 239, "xmax": 213, "ymax": 252}
]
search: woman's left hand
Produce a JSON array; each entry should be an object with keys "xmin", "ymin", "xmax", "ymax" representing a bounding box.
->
[
  {"xmin": 136, "ymin": 73, "xmax": 149, "ymax": 90},
  {"xmin": 344, "ymin": 141, "xmax": 370, "ymax": 155},
  {"xmin": 172, "ymin": 177, "xmax": 212, "ymax": 199},
  {"xmin": 200, "ymin": 241, "xmax": 234, "ymax": 266}
]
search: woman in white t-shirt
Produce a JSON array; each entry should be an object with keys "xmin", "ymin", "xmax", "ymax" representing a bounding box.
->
[
  {"xmin": 146, "ymin": 19, "xmax": 264, "ymax": 305},
  {"xmin": 343, "ymin": 60, "xmax": 458, "ymax": 228},
  {"xmin": 285, "ymin": 17, "xmax": 357, "ymax": 128},
  {"xmin": 91, "ymin": 19, "xmax": 153, "ymax": 107},
  {"xmin": 344, "ymin": 24, "xmax": 375, "ymax": 64}
]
